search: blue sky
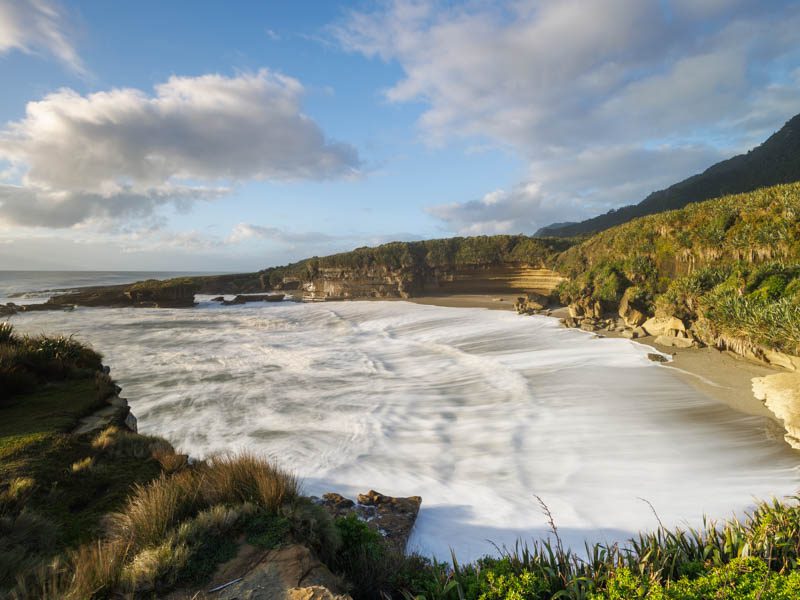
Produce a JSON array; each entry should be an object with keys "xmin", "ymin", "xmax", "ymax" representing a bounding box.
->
[{"xmin": 0, "ymin": 0, "xmax": 798, "ymax": 271}]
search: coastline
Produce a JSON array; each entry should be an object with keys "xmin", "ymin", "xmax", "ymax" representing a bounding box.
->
[{"xmin": 403, "ymin": 294, "xmax": 782, "ymax": 423}]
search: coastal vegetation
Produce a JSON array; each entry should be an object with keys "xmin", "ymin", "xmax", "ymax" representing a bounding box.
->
[{"xmin": 555, "ymin": 182, "xmax": 800, "ymax": 355}]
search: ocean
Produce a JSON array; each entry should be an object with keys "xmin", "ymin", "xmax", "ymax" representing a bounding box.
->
[{"xmin": 3, "ymin": 271, "xmax": 798, "ymax": 561}]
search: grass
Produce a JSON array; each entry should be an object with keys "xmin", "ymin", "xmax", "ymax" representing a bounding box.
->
[
  {"xmin": 0, "ymin": 380, "xmax": 165, "ymax": 592},
  {"xmin": 553, "ymin": 183, "xmax": 800, "ymax": 354},
  {"xmin": 382, "ymin": 495, "xmax": 800, "ymax": 600},
  {"xmin": 9, "ymin": 452, "xmax": 304, "ymax": 598},
  {"xmin": 0, "ymin": 324, "xmax": 102, "ymax": 402}
]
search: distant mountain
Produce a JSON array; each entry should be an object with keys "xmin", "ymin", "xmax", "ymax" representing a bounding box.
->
[{"xmin": 536, "ymin": 112, "xmax": 800, "ymax": 237}]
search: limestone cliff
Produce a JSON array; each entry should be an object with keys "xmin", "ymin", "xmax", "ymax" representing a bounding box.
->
[{"xmin": 298, "ymin": 264, "xmax": 565, "ymax": 300}]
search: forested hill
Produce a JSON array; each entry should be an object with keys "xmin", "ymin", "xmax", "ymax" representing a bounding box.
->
[{"xmin": 537, "ymin": 112, "xmax": 800, "ymax": 237}]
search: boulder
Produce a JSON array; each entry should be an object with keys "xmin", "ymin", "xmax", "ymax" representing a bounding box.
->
[
  {"xmin": 618, "ymin": 287, "xmax": 648, "ymax": 328},
  {"xmin": 514, "ymin": 292, "xmax": 548, "ymax": 314},
  {"xmin": 654, "ymin": 334, "xmax": 693, "ymax": 349},
  {"xmin": 647, "ymin": 353, "xmax": 669, "ymax": 363},
  {"xmin": 207, "ymin": 544, "xmax": 349, "ymax": 600},
  {"xmin": 316, "ymin": 490, "xmax": 421, "ymax": 553},
  {"xmin": 642, "ymin": 316, "xmax": 686, "ymax": 337}
]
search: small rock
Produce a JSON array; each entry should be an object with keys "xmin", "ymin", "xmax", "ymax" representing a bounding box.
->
[{"xmin": 647, "ymin": 353, "xmax": 668, "ymax": 363}]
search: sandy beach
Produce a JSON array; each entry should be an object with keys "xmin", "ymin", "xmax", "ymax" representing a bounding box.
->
[{"xmin": 403, "ymin": 293, "xmax": 782, "ymax": 422}]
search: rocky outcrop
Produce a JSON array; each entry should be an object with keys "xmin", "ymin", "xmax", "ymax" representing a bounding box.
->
[
  {"xmin": 514, "ymin": 291, "xmax": 552, "ymax": 315},
  {"xmin": 195, "ymin": 544, "xmax": 350, "ymax": 600},
  {"xmin": 73, "ymin": 369, "xmax": 138, "ymax": 435},
  {"xmin": 315, "ymin": 490, "xmax": 422, "ymax": 553},
  {"xmin": 125, "ymin": 280, "xmax": 200, "ymax": 308},
  {"xmin": 220, "ymin": 294, "xmax": 285, "ymax": 305},
  {"xmin": 618, "ymin": 287, "xmax": 647, "ymax": 328},
  {"xmin": 301, "ymin": 265, "xmax": 564, "ymax": 301},
  {"xmin": 47, "ymin": 279, "xmax": 199, "ymax": 309},
  {"xmin": 0, "ymin": 302, "xmax": 75, "ymax": 315},
  {"xmin": 752, "ymin": 373, "xmax": 800, "ymax": 449}
]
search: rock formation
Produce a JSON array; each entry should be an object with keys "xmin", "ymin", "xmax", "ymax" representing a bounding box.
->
[
  {"xmin": 752, "ymin": 373, "xmax": 800, "ymax": 450},
  {"xmin": 315, "ymin": 490, "xmax": 422, "ymax": 553}
]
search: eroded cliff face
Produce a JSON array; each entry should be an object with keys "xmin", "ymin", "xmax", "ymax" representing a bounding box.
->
[{"xmin": 298, "ymin": 264, "xmax": 565, "ymax": 300}]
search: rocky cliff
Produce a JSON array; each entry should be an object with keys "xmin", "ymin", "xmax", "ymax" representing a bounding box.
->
[{"xmin": 298, "ymin": 263, "xmax": 565, "ymax": 300}]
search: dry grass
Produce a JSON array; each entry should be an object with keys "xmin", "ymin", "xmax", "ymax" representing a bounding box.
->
[
  {"xmin": 201, "ymin": 452, "xmax": 298, "ymax": 511},
  {"xmin": 70, "ymin": 457, "xmax": 94, "ymax": 474},
  {"xmin": 10, "ymin": 453, "xmax": 299, "ymax": 598},
  {"xmin": 92, "ymin": 425, "xmax": 175, "ymax": 459}
]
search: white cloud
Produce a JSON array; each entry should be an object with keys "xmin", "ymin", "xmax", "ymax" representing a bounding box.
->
[
  {"xmin": 226, "ymin": 223, "xmax": 335, "ymax": 245},
  {"xmin": 0, "ymin": 0, "xmax": 85, "ymax": 73},
  {"xmin": 0, "ymin": 70, "xmax": 360, "ymax": 227},
  {"xmin": 337, "ymin": 0, "xmax": 800, "ymax": 233}
]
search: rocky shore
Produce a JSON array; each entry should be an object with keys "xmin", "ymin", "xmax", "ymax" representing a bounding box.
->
[
  {"xmin": 511, "ymin": 292, "xmax": 800, "ymax": 452},
  {"xmin": 84, "ymin": 371, "xmax": 422, "ymax": 600}
]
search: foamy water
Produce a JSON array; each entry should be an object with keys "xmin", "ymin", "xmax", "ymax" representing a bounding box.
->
[{"xmin": 8, "ymin": 296, "xmax": 800, "ymax": 561}]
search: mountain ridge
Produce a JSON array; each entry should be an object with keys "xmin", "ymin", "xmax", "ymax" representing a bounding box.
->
[{"xmin": 536, "ymin": 112, "xmax": 800, "ymax": 237}]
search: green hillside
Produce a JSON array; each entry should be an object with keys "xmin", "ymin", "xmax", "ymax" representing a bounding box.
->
[
  {"xmin": 555, "ymin": 182, "xmax": 800, "ymax": 355},
  {"xmin": 538, "ymin": 112, "xmax": 800, "ymax": 237}
]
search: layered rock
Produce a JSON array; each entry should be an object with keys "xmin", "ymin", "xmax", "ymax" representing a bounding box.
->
[
  {"xmin": 301, "ymin": 265, "xmax": 564, "ymax": 301},
  {"xmin": 73, "ymin": 369, "xmax": 138, "ymax": 435},
  {"xmin": 198, "ymin": 544, "xmax": 350, "ymax": 600},
  {"xmin": 514, "ymin": 291, "xmax": 552, "ymax": 315},
  {"xmin": 752, "ymin": 373, "xmax": 800, "ymax": 449},
  {"xmin": 47, "ymin": 279, "xmax": 200, "ymax": 309}
]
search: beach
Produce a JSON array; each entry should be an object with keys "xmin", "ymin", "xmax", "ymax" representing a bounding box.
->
[{"xmin": 406, "ymin": 293, "xmax": 783, "ymax": 421}]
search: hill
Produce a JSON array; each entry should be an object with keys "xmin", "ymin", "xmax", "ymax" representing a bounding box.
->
[
  {"xmin": 554, "ymin": 182, "xmax": 800, "ymax": 357},
  {"xmin": 537, "ymin": 112, "xmax": 800, "ymax": 237}
]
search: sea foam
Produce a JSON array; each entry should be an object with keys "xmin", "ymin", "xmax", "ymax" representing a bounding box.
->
[{"xmin": 11, "ymin": 299, "xmax": 799, "ymax": 561}]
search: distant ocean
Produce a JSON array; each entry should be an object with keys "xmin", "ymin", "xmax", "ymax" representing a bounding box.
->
[
  {"xmin": 0, "ymin": 270, "xmax": 221, "ymax": 303},
  {"xmin": 5, "ymin": 271, "xmax": 799, "ymax": 561}
]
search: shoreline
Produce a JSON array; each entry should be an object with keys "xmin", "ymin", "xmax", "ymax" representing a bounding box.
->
[{"xmin": 402, "ymin": 294, "xmax": 782, "ymax": 422}]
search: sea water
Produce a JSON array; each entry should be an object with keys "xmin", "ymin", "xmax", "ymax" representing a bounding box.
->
[{"xmin": 4, "ymin": 273, "xmax": 799, "ymax": 562}]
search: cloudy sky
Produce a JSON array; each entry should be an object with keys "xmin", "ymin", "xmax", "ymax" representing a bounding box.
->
[{"xmin": 0, "ymin": 0, "xmax": 798, "ymax": 270}]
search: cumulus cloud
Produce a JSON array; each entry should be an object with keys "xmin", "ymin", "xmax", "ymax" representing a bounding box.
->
[
  {"xmin": 226, "ymin": 223, "xmax": 335, "ymax": 245},
  {"xmin": 0, "ymin": 0, "xmax": 85, "ymax": 73},
  {"xmin": 0, "ymin": 70, "xmax": 360, "ymax": 227},
  {"xmin": 336, "ymin": 0, "xmax": 800, "ymax": 233}
]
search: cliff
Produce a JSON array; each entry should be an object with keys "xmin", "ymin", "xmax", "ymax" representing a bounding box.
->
[
  {"xmin": 264, "ymin": 235, "xmax": 572, "ymax": 300},
  {"xmin": 298, "ymin": 263, "xmax": 565, "ymax": 300}
]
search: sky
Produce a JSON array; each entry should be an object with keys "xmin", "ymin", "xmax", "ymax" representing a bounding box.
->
[{"xmin": 0, "ymin": 0, "xmax": 798, "ymax": 271}]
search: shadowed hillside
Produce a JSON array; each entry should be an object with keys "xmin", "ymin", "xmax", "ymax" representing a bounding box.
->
[{"xmin": 538, "ymin": 112, "xmax": 800, "ymax": 237}]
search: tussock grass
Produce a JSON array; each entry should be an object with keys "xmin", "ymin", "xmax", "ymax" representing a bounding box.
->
[
  {"xmin": 92, "ymin": 425, "xmax": 175, "ymax": 460},
  {"xmin": 10, "ymin": 453, "xmax": 300, "ymax": 598},
  {"xmin": 0, "ymin": 324, "xmax": 102, "ymax": 402}
]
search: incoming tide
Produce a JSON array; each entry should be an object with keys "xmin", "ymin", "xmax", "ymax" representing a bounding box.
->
[{"xmin": 4, "ymin": 272, "xmax": 799, "ymax": 561}]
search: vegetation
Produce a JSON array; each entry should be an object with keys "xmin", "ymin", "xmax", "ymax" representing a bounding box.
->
[
  {"xmin": 0, "ymin": 323, "xmax": 102, "ymax": 401},
  {"xmin": 261, "ymin": 234, "xmax": 575, "ymax": 288},
  {"xmin": 539, "ymin": 111, "xmax": 800, "ymax": 237},
  {"xmin": 126, "ymin": 277, "xmax": 199, "ymax": 293},
  {"xmin": 555, "ymin": 182, "xmax": 800, "ymax": 354}
]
